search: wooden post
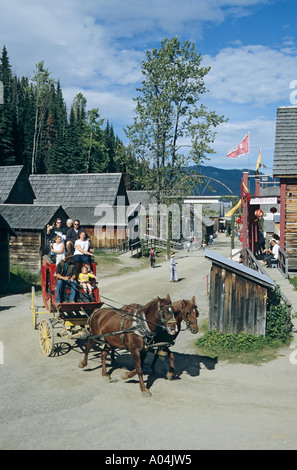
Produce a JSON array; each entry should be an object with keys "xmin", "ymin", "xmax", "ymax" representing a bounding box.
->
[{"xmin": 242, "ymin": 172, "xmax": 249, "ymax": 253}]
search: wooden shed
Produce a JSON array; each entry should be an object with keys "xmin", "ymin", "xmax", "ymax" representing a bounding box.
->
[
  {"xmin": 0, "ymin": 204, "xmax": 68, "ymax": 271},
  {"xmin": 273, "ymin": 106, "xmax": 297, "ymax": 271},
  {"xmin": 204, "ymin": 249, "xmax": 276, "ymax": 336},
  {"xmin": 0, "ymin": 214, "xmax": 16, "ymax": 292},
  {"xmin": 30, "ymin": 173, "xmax": 130, "ymax": 249}
]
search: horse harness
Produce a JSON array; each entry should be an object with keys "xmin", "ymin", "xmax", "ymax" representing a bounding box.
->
[{"xmin": 88, "ymin": 304, "xmax": 176, "ymax": 350}]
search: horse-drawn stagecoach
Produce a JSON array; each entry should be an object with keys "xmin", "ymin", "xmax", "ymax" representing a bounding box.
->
[
  {"xmin": 31, "ymin": 254, "xmax": 103, "ymax": 356},
  {"xmin": 31, "ymin": 254, "xmax": 199, "ymax": 396}
]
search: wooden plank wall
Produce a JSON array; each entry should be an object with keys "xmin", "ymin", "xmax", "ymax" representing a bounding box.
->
[
  {"xmin": 0, "ymin": 230, "xmax": 10, "ymax": 292},
  {"xmin": 10, "ymin": 231, "xmax": 41, "ymax": 272},
  {"xmin": 285, "ymin": 183, "xmax": 297, "ymax": 269},
  {"xmin": 88, "ymin": 227, "xmax": 127, "ymax": 249},
  {"xmin": 209, "ymin": 264, "xmax": 267, "ymax": 336}
]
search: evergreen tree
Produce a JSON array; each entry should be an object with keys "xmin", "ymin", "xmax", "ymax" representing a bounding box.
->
[{"xmin": 0, "ymin": 46, "xmax": 15, "ymax": 165}]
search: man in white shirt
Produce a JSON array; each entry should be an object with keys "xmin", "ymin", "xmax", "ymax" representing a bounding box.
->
[{"xmin": 264, "ymin": 239, "xmax": 279, "ymax": 267}]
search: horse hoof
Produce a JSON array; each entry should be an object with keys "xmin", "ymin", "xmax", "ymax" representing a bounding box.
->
[
  {"xmin": 78, "ymin": 362, "xmax": 86, "ymax": 369},
  {"xmin": 166, "ymin": 372, "xmax": 174, "ymax": 380},
  {"xmin": 141, "ymin": 389, "xmax": 152, "ymax": 398},
  {"xmin": 103, "ymin": 375, "xmax": 111, "ymax": 382}
]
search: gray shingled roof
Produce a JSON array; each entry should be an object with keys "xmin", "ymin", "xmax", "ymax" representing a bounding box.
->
[
  {"xmin": 0, "ymin": 213, "xmax": 16, "ymax": 236},
  {"xmin": 0, "ymin": 204, "xmax": 67, "ymax": 230},
  {"xmin": 0, "ymin": 165, "xmax": 23, "ymax": 203},
  {"xmin": 65, "ymin": 206, "xmax": 127, "ymax": 227},
  {"xmin": 30, "ymin": 173, "xmax": 127, "ymax": 207},
  {"xmin": 127, "ymin": 190, "xmax": 157, "ymax": 209},
  {"xmin": 273, "ymin": 106, "xmax": 297, "ymax": 177}
]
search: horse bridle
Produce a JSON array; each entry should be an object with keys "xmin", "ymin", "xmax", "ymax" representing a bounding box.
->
[
  {"xmin": 157, "ymin": 304, "xmax": 177, "ymax": 330},
  {"xmin": 183, "ymin": 305, "xmax": 198, "ymax": 330}
]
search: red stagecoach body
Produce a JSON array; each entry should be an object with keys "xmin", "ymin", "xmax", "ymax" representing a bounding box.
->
[{"xmin": 41, "ymin": 255, "xmax": 102, "ymax": 314}]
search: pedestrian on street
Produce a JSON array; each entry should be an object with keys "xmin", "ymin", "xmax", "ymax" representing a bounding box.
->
[
  {"xmin": 149, "ymin": 248, "xmax": 156, "ymax": 268},
  {"xmin": 169, "ymin": 252, "xmax": 178, "ymax": 282}
]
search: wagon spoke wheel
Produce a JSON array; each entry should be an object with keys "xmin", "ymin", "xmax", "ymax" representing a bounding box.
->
[{"xmin": 39, "ymin": 319, "xmax": 54, "ymax": 356}]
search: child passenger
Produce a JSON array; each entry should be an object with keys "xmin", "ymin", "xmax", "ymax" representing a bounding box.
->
[{"xmin": 78, "ymin": 266, "xmax": 97, "ymax": 299}]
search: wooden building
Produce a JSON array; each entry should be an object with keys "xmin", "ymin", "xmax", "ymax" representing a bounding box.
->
[
  {"xmin": 273, "ymin": 106, "xmax": 297, "ymax": 271},
  {"xmin": 204, "ymin": 249, "xmax": 276, "ymax": 336},
  {"xmin": 0, "ymin": 205, "xmax": 68, "ymax": 271},
  {"xmin": 0, "ymin": 214, "xmax": 16, "ymax": 292},
  {"xmin": 30, "ymin": 173, "xmax": 130, "ymax": 249}
]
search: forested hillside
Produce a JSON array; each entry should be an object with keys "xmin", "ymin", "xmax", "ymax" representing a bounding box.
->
[{"xmin": 0, "ymin": 46, "xmax": 146, "ymax": 189}]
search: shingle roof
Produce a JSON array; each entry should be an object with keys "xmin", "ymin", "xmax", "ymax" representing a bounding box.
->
[
  {"xmin": 127, "ymin": 190, "xmax": 157, "ymax": 209},
  {"xmin": 30, "ymin": 173, "xmax": 127, "ymax": 207},
  {"xmin": 273, "ymin": 106, "xmax": 297, "ymax": 177},
  {"xmin": 65, "ymin": 206, "xmax": 127, "ymax": 227},
  {"xmin": 0, "ymin": 213, "xmax": 16, "ymax": 236},
  {"xmin": 0, "ymin": 204, "xmax": 67, "ymax": 230},
  {"xmin": 0, "ymin": 165, "xmax": 23, "ymax": 203}
]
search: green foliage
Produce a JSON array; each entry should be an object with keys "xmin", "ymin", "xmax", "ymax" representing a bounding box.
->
[
  {"xmin": 289, "ymin": 276, "xmax": 297, "ymax": 291},
  {"xmin": 266, "ymin": 286, "xmax": 293, "ymax": 342},
  {"xmin": 10, "ymin": 264, "xmax": 40, "ymax": 293}
]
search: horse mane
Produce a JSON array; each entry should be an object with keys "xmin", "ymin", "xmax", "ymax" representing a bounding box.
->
[{"xmin": 141, "ymin": 295, "xmax": 171, "ymax": 314}]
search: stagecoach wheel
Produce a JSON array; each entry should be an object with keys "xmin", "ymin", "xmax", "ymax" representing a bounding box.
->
[
  {"xmin": 31, "ymin": 286, "xmax": 38, "ymax": 329},
  {"xmin": 39, "ymin": 319, "xmax": 54, "ymax": 356}
]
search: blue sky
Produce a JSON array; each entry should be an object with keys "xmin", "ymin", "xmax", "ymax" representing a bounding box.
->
[{"xmin": 1, "ymin": 0, "xmax": 297, "ymax": 173}]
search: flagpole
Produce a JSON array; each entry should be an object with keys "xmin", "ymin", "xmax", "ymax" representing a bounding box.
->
[{"xmin": 248, "ymin": 131, "xmax": 250, "ymax": 174}]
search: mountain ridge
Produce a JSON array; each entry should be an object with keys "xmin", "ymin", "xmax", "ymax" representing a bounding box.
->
[{"xmin": 188, "ymin": 165, "xmax": 275, "ymax": 198}]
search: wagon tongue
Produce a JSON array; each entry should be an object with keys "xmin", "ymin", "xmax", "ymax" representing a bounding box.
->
[{"xmin": 57, "ymin": 301, "xmax": 104, "ymax": 312}]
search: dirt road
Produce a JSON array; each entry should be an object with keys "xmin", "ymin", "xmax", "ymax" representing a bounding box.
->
[{"xmin": 1, "ymin": 234, "xmax": 297, "ymax": 450}]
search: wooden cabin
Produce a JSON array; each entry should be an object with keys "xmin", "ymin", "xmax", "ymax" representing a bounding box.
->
[
  {"xmin": 30, "ymin": 173, "xmax": 131, "ymax": 249},
  {"xmin": 0, "ymin": 205, "xmax": 68, "ymax": 271},
  {"xmin": 0, "ymin": 214, "xmax": 16, "ymax": 292},
  {"xmin": 273, "ymin": 106, "xmax": 297, "ymax": 271},
  {"xmin": 204, "ymin": 249, "xmax": 276, "ymax": 336}
]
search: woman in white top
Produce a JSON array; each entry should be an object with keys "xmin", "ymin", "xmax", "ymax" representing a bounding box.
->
[
  {"xmin": 73, "ymin": 231, "xmax": 94, "ymax": 270},
  {"xmin": 50, "ymin": 235, "xmax": 65, "ymax": 265}
]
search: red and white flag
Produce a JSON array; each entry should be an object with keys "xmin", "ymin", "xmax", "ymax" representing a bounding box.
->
[{"xmin": 226, "ymin": 133, "xmax": 249, "ymax": 159}]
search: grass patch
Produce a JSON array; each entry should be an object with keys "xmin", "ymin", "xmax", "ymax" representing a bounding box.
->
[
  {"xmin": 289, "ymin": 276, "xmax": 297, "ymax": 291},
  {"xmin": 9, "ymin": 264, "xmax": 40, "ymax": 294}
]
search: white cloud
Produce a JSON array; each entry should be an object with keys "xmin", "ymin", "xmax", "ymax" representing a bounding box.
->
[{"xmin": 204, "ymin": 44, "xmax": 297, "ymax": 105}]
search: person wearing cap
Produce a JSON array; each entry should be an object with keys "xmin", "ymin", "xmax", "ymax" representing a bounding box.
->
[
  {"xmin": 169, "ymin": 252, "xmax": 178, "ymax": 282},
  {"xmin": 264, "ymin": 238, "xmax": 280, "ymax": 268},
  {"xmin": 55, "ymin": 252, "xmax": 78, "ymax": 303}
]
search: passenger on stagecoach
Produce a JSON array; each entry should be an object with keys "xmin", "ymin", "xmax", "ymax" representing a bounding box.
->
[
  {"xmin": 65, "ymin": 219, "xmax": 90, "ymax": 253},
  {"xmin": 55, "ymin": 252, "xmax": 78, "ymax": 303},
  {"xmin": 73, "ymin": 231, "xmax": 94, "ymax": 271},
  {"xmin": 47, "ymin": 218, "xmax": 67, "ymax": 244},
  {"xmin": 78, "ymin": 265, "xmax": 98, "ymax": 301}
]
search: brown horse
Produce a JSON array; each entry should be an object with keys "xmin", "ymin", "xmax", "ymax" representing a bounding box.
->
[
  {"xmin": 78, "ymin": 295, "xmax": 176, "ymax": 396},
  {"xmin": 151, "ymin": 296, "xmax": 199, "ymax": 379}
]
